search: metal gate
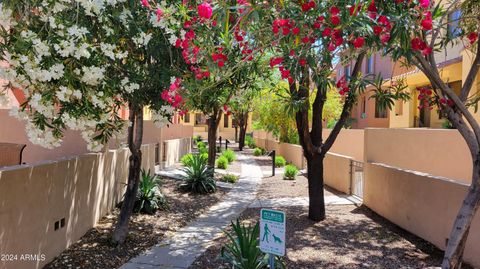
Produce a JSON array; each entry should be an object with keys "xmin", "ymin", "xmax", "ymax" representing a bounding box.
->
[{"xmin": 350, "ymin": 160, "xmax": 364, "ymax": 198}]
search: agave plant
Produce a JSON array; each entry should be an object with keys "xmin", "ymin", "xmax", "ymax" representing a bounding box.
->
[
  {"xmin": 221, "ymin": 220, "xmax": 285, "ymax": 269},
  {"xmin": 180, "ymin": 154, "xmax": 216, "ymax": 194},
  {"xmin": 133, "ymin": 170, "xmax": 168, "ymax": 214}
]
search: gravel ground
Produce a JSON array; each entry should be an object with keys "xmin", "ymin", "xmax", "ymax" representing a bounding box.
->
[
  {"xmin": 190, "ymin": 205, "xmax": 473, "ymax": 269},
  {"xmin": 254, "ymin": 155, "xmax": 339, "ymax": 199},
  {"xmin": 44, "ymin": 176, "xmax": 229, "ymax": 269}
]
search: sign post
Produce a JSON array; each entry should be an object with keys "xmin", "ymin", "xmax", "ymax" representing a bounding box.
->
[{"xmin": 260, "ymin": 209, "xmax": 285, "ymax": 268}]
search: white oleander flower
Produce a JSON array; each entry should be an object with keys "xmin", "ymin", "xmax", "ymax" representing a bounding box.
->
[{"xmin": 81, "ymin": 66, "xmax": 105, "ymax": 86}]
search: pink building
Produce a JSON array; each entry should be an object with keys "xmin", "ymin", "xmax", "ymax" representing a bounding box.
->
[{"xmin": 334, "ymin": 53, "xmax": 399, "ymax": 129}]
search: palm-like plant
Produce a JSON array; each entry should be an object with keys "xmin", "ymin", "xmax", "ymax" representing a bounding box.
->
[
  {"xmin": 134, "ymin": 170, "xmax": 168, "ymax": 214},
  {"xmin": 221, "ymin": 220, "xmax": 285, "ymax": 269},
  {"xmin": 181, "ymin": 154, "xmax": 216, "ymax": 194}
]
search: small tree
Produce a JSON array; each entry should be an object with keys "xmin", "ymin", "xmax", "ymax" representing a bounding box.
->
[
  {"xmin": 377, "ymin": 0, "xmax": 480, "ymax": 267},
  {"xmin": 229, "ymin": 62, "xmax": 269, "ymax": 150},
  {"xmin": 171, "ymin": 1, "xmax": 263, "ymax": 167},
  {"xmin": 246, "ymin": 0, "xmax": 403, "ymax": 221},
  {"xmin": 0, "ymin": 0, "xmax": 183, "ymax": 244}
]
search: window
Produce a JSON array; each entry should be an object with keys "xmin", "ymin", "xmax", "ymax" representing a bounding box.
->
[
  {"xmin": 224, "ymin": 114, "xmax": 229, "ymax": 128},
  {"xmin": 448, "ymin": 10, "xmax": 462, "ymax": 38},
  {"xmin": 375, "ymin": 100, "xmax": 388, "ymax": 118},
  {"xmin": 195, "ymin": 113, "xmax": 207, "ymax": 125},
  {"xmin": 366, "ymin": 56, "xmax": 374, "ymax": 74},
  {"xmin": 344, "ymin": 65, "xmax": 351, "ymax": 80},
  {"xmin": 184, "ymin": 113, "xmax": 190, "ymax": 123},
  {"xmin": 395, "ymin": 100, "xmax": 403, "ymax": 116}
]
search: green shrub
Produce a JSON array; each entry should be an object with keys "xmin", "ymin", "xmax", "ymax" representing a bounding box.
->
[
  {"xmin": 253, "ymin": 147, "xmax": 263, "ymax": 156},
  {"xmin": 181, "ymin": 153, "xmax": 207, "ymax": 166},
  {"xmin": 284, "ymin": 164, "xmax": 299, "ymax": 180},
  {"xmin": 197, "ymin": 141, "xmax": 206, "ymax": 149},
  {"xmin": 222, "ymin": 149, "xmax": 236, "ymax": 163},
  {"xmin": 181, "ymin": 154, "xmax": 216, "ymax": 194},
  {"xmin": 134, "ymin": 170, "xmax": 167, "ymax": 214},
  {"xmin": 221, "ymin": 174, "xmax": 239, "ymax": 183},
  {"xmin": 199, "ymin": 146, "xmax": 209, "ymax": 155},
  {"xmin": 275, "ymin": 156, "xmax": 286, "ymax": 167},
  {"xmin": 181, "ymin": 153, "xmax": 194, "ymax": 166},
  {"xmin": 194, "ymin": 135, "xmax": 202, "ymax": 144},
  {"xmin": 245, "ymin": 135, "xmax": 256, "ymax": 148},
  {"xmin": 200, "ymin": 152, "xmax": 208, "ymax": 163},
  {"xmin": 216, "ymin": 156, "xmax": 229, "ymax": 169},
  {"xmin": 221, "ymin": 220, "xmax": 285, "ymax": 269}
]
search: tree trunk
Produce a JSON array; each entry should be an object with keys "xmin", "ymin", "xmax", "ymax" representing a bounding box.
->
[
  {"xmin": 442, "ymin": 158, "xmax": 480, "ymax": 268},
  {"xmin": 234, "ymin": 125, "xmax": 238, "ymax": 143},
  {"xmin": 113, "ymin": 105, "xmax": 143, "ymax": 244},
  {"xmin": 207, "ymin": 116, "xmax": 218, "ymax": 168},
  {"xmin": 306, "ymin": 155, "xmax": 326, "ymax": 221},
  {"xmin": 238, "ymin": 113, "xmax": 248, "ymax": 151}
]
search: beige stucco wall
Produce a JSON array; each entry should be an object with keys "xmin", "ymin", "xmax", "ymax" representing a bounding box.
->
[
  {"xmin": 364, "ymin": 162, "xmax": 480, "ymax": 268},
  {"xmin": 322, "ymin": 129, "xmax": 364, "ymax": 161},
  {"xmin": 365, "ymin": 128, "xmax": 471, "ymax": 183},
  {"xmin": 324, "ymin": 153, "xmax": 352, "ymax": 194},
  {"xmin": 0, "ymin": 109, "xmax": 193, "ymax": 166},
  {"xmin": 0, "ymin": 144, "xmax": 156, "ymax": 269},
  {"xmin": 162, "ymin": 137, "xmax": 192, "ymax": 168},
  {"xmin": 253, "ymin": 130, "xmax": 364, "ymax": 162},
  {"xmin": 253, "ymin": 131, "xmax": 354, "ymax": 194}
]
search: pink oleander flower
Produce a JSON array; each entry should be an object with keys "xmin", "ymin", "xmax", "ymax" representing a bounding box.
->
[{"xmin": 198, "ymin": 2, "xmax": 213, "ymax": 20}]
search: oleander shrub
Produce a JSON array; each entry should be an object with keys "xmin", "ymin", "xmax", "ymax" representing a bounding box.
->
[
  {"xmin": 216, "ymin": 156, "xmax": 229, "ymax": 169},
  {"xmin": 222, "ymin": 149, "xmax": 236, "ymax": 163},
  {"xmin": 275, "ymin": 156, "xmax": 286, "ymax": 167},
  {"xmin": 181, "ymin": 154, "xmax": 216, "ymax": 194},
  {"xmin": 284, "ymin": 164, "xmax": 298, "ymax": 180}
]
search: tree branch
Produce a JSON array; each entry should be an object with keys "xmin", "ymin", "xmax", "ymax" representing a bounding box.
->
[
  {"xmin": 323, "ymin": 53, "xmax": 365, "ymax": 155},
  {"xmin": 414, "ymin": 52, "xmax": 480, "ymax": 144},
  {"xmin": 460, "ymin": 39, "xmax": 480, "ymax": 101}
]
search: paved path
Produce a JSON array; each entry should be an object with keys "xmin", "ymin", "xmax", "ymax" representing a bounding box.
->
[
  {"xmin": 120, "ymin": 154, "xmax": 262, "ymax": 269},
  {"xmin": 248, "ymin": 195, "xmax": 362, "ymax": 208}
]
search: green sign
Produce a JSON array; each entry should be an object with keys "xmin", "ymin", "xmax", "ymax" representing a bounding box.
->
[
  {"xmin": 262, "ymin": 210, "xmax": 285, "ymax": 223},
  {"xmin": 260, "ymin": 209, "xmax": 285, "ymax": 256}
]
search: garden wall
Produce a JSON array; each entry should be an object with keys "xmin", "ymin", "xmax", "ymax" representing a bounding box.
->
[
  {"xmin": 162, "ymin": 137, "xmax": 192, "ymax": 168},
  {"xmin": 253, "ymin": 131, "xmax": 354, "ymax": 193},
  {"xmin": 364, "ymin": 128, "xmax": 471, "ymax": 183},
  {"xmin": 0, "ymin": 144, "xmax": 155, "ymax": 269},
  {"xmin": 0, "ymin": 109, "xmax": 194, "ymax": 166},
  {"xmin": 252, "ymin": 129, "xmax": 364, "ymax": 162},
  {"xmin": 324, "ymin": 153, "xmax": 352, "ymax": 194},
  {"xmin": 364, "ymin": 162, "xmax": 480, "ymax": 268}
]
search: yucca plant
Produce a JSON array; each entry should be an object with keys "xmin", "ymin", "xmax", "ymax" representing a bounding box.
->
[
  {"xmin": 221, "ymin": 220, "xmax": 285, "ymax": 269},
  {"xmin": 181, "ymin": 154, "xmax": 216, "ymax": 194},
  {"xmin": 134, "ymin": 170, "xmax": 168, "ymax": 214}
]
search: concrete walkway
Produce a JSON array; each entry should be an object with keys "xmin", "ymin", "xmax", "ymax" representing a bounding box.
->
[
  {"xmin": 248, "ymin": 195, "xmax": 362, "ymax": 208},
  {"xmin": 120, "ymin": 154, "xmax": 262, "ymax": 269}
]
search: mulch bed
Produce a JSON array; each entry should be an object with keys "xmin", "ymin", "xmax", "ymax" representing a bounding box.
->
[
  {"xmin": 44, "ymin": 176, "xmax": 229, "ymax": 269},
  {"xmin": 190, "ymin": 205, "xmax": 472, "ymax": 269}
]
